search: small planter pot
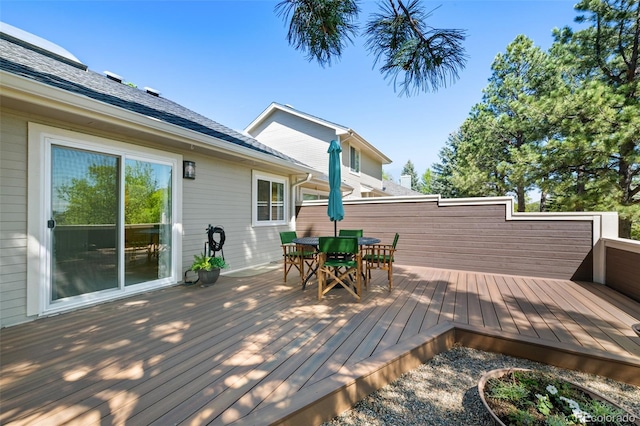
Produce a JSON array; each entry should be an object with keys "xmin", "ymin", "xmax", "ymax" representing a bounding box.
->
[
  {"xmin": 198, "ymin": 268, "xmax": 221, "ymax": 286},
  {"xmin": 478, "ymin": 368, "xmax": 638, "ymax": 426}
]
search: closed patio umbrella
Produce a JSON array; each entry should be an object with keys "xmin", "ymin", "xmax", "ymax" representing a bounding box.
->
[{"xmin": 327, "ymin": 139, "xmax": 344, "ymax": 236}]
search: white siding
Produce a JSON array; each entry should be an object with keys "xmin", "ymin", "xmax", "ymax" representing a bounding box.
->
[
  {"xmin": 0, "ymin": 110, "xmax": 29, "ymax": 326},
  {"xmin": 249, "ymin": 109, "xmax": 386, "ymax": 199},
  {"xmin": 343, "ymin": 143, "xmax": 383, "ymax": 198},
  {"xmin": 359, "ymin": 151, "xmax": 383, "ymax": 189},
  {"xmin": 0, "ymin": 109, "xmax": 289, "ymax": 327},
  {"xmin": 181, "ymin": 157, "xmax": 289, "ymax": 272},
  {"xmin": 248, "ymin": 110, "xmax": 334, "ymax": 173}
]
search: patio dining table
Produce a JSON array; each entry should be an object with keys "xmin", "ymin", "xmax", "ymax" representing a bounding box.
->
[{"xmin": 293, "ymin": 236, "xmax": 381, "ymax": 289}]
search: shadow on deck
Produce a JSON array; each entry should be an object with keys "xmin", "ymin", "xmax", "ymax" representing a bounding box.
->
[{"xmin": 1, "ymin": 265, "xmax": 639, "ymax": 425}]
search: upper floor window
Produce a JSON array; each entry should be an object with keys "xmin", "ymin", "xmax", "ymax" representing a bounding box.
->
[
  {"xmin": 253, "ymin": 171, "xmax": 287, "ymax": 226},
  {"xmin": 301, "ymin": 189, "xmax": 329, "ymax": 201},
  {"xmin": 350, "ymin": 146, "xmax": 360, "ymax": 174}
]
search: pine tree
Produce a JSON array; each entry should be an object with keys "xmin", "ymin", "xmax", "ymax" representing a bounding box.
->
[{"xmin": 275, "ymin": 0, "xmax": 467, "ymax": 95}]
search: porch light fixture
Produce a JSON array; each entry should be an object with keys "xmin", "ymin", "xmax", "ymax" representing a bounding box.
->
[{"xmin": 183, "ymin": 160, "xmax": 196, "ymax": 179}]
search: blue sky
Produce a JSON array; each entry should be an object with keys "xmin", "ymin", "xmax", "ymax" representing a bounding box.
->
[{"xmin": 2, "ymin": 0, "xmax": 580, "ymax": 181}]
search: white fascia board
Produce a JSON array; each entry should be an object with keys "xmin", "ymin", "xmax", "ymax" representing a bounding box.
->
[
  {"xmin": 302, "ymin": 175, "xmax": 354, "ymax": 192},
  {"xmin": 247, "ymin": 102, "xmax": 347, "ymax": 134},
  {"xmin": 244, "ymin": 102, "xmax": 277, "ymax": 134},
  {"xmin": 340, "ymin": 129, "xmax": 392, "ymax": 164},
  {"xmin": 2, "ymin": 72, "xmax": 315, "ymax": 175}
]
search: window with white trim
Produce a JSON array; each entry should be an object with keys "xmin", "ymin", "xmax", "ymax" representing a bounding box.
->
[
  {"xmin": 350, "ymin": 145, "xmax": 360, "ymax": 174},
  {"xmin": 253, "ymin": 171, "xmax": 288, "ymax": 226},
  {"xmin": 301, "ymin": 189, "xmax": 329, "ymax": 201},
  {"xmin": 27, "ymin": 123, "xmax": 182, "ymax": 316}
]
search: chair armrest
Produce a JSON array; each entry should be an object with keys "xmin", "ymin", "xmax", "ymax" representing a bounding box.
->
[
  {"xmin": 364, "ymin": 244, "xmax": 396, "ymax": 253},
  {"xmin": 363, "ymin": 244, "xmax": 396, "ymax": 260}
]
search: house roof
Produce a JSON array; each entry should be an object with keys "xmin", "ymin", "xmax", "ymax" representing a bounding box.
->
[
  {"xmin": 382, "ymin": 179, "xmax": 423, "ymax": 196},
  {"xmin": 0, "ymin": 23, "xmax": 311, "ymax": 170},
  {"xmin": 245, "ymin": 102, "xmax": 392, "ymax": 165}
]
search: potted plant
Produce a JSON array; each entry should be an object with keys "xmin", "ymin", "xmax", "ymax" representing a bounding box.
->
[
  {"xmin": 478, "ymin": 368, "xmax": 637, "ymax": 425},
  {"xmin": 190, "ymin": 253, "xmax": 228, "ymax": 286}
]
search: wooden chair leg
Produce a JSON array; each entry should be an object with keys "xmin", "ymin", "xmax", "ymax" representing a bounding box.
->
[{"xmin": 355, "ymin": 266, "xmax": 362, "ymax": 302}]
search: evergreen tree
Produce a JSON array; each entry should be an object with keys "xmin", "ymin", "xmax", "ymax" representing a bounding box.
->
[
  {"xmin": 420, "ymin": 168, "xmax": 433, "ymax": 194},
  {"xmin": 401, "ymin": 159, "xmax": 420, "ymax": 191},
  {"xmin": 543, "ymin": 0, "xmax": 639, "ymax": 237},
  {"xmin": 275, "ymin": 0, "xmax": 467, "ymax": 95},
  {"xmin": 432, "ymin": 36, "xmax": 551, "ymax": 211},
  {"xmin": 474, "ymin": 35, "xmax": 551, "ymax": 211}
]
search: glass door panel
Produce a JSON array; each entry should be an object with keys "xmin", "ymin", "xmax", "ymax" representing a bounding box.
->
[
  {"xmin": 51, "ymin": 146, "xmax": 119, "ymax": 300},
  {"xmin": 124, "ymin": 159, "xmax": 172, "ymax": 286}
]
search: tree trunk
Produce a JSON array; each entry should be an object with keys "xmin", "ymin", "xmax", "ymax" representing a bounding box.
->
[
  {"xmin": 619, "ymin": 217, "xmax": 632, "ymax": 239},
  {"xmin": 539, "ymin": 191, "xmax": 547, "ymax": 212},
  {"xmin": 516, "ymin": 185, "xmax": 526, "ymax": 212}
]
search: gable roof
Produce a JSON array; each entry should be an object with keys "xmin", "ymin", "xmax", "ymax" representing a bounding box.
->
[
  {"xmin": 382, "ymin": 179, "xmax": 423, "ymax": 196},
  {"xmin": 0, "ymin": 23, "xmax": 310, "ymax": 170},
  {"xmin": 245, "ymin": 102, "xmax": 392, "ymax": 165}
]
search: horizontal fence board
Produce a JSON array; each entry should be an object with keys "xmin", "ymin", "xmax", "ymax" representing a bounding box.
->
[
  {"xmin": 296, "ymin": 201, "xmax": 593, "ymax": 280},
  {"xmin": 606, "ymin": 247, "xmax": 640, "ymax": 303}
]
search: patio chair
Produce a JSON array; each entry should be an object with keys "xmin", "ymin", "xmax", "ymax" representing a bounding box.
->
[
  {"xmin": 317, "ymin": 236, "xmax": 362, "ymax": 302},
  {"xmin": 338, "ymin": 229, "xmax": 363, "ymax": 237},
  {"xmin": 363, "ymin": 233, "xmax": 399, "ymax": 291},
  {"xmin": 280, "ymin": 231, "xmax": 316, "ymax": 284},
  {"xmin": 337, "ymin": 230, "xmax": 364, "ymax": 278}
]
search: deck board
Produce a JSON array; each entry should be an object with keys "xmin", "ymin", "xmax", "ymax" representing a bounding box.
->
[
  {"xmin": 1, "ymin": 264, "xmax": 639, "ymax": 426},
  {"xmin": 399, "ymin": 268, "xmax": 440, "ymax": 341},
  {"xmin": 476, "ymin": 274, "xmax": 500, "ymax": 329},
  {"xmin": 419, "ymin": 269, "xmax": 449, "ymax": 332},
  {"xmin": 522, "ymin": 277, "xmax": 584, "ymax": 346},
  {"xmin": 483, "ymin": 274, "xmax": 520, "ymax": 334},
  {"xmin": 545, "ymin": 278, "xmax": 630, "ymax": 353}
]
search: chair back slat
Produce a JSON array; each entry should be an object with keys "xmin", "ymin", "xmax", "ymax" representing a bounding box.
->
[
  {"xmin": 392, "ymin": 233, "xmax": 400, "ymax": 248},
  {"xmin": 319, "ymin": 236, "xmax": 358, "ymax": 254},
  {"xmin": 338, "ymin": 229, "xmax": 363, "ymax": 237},
  {"xmin": 279, "ymin": 231, "xmax": 297, "ymax": 244}
]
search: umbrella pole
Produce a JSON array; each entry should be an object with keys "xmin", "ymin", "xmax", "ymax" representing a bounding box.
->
[{"xmin": 334, "ymin": 220, "xmax": 337, "ymax": 237}]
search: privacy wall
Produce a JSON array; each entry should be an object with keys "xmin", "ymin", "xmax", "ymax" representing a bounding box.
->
[{"xmin": 296, "ymin": 197, "xmax": 597, "ymax": 280}]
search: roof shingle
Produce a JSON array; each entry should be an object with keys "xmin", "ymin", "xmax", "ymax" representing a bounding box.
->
[{"xmin": 0, "ymin": 33, "xmax": 304, "ymax": 165}]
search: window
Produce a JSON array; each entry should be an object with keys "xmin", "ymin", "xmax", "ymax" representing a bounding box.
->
[
  {"xmin": 253, "ymin": 171, "xmax": 287, "ymax": 226},
  {"xmin": 301, "ymin": 189, "xmax": 329, "ymax": 201},
  {"xmin": 350, "ymin": 146, "xmax": 360, "ymax": 174}
]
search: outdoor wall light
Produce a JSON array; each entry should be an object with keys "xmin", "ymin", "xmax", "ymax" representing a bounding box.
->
[{"xmin": 183, "ymin": 160, "xmax": 196, "ymax": 179}]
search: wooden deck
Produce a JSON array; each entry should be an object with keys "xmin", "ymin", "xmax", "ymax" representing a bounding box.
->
[{"xmin": 1, "ymin": 265, "xmax": 639, "ymax": 425}]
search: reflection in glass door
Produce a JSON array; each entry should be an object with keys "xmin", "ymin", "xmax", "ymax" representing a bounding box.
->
[
  {"xmin": 50, "ymin": 145, "xmax": 175, "ymax": 303},
  {"xmin": 51, "ymin": 146, "xmax": 119, "ymax": 300},
  {"xmin": 124, "ymin": 159, "xmax": 172, "ymax": 286}
]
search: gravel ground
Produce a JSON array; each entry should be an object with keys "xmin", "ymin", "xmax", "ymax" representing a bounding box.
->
[{"xmin": 321, "ymin": 346, "xmax": 640, "ymax": 425}]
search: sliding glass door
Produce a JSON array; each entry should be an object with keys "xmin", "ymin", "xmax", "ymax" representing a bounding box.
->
[
  {"xmin": 124, "ymin": 159, "xmax": 172, "ymax": 286},
  {"xmin": 51, "ymin": 146, "xmax": 120, "ymax": 299},
  {"xmin": 48, "ymin": 142, "xmax": 176, "ymax": 305}
]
